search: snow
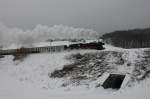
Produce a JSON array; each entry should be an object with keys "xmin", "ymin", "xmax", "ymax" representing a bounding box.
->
[
  {"xmin": 1, "ymin": 69, "xmax": 150, "ymax": 99},
  {"xmin": 2, "ymin": 43, "xmax": 22, "ymax": 50},
  {"xmin": 0, "ymin": 43, "xmax": 150, "ymax": 99},
  {"xmin": 32, "ymin": 41, "xmax": 81, "ymax": 47},
  {"xmin": 0, "ymin": 71, "xmax": 49, "ymax": 99},
  {"xmin": 103, "ymin": 44, "xmax": 124, "ymax": 51}
]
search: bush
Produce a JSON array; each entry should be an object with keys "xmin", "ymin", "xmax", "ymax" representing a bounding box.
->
[
  {"xmin": 13, "ymin": 47, "xmax": 28, "ymax": 61},
  {"xmin": 0, "ymin": 55, "xmax": 4, "ymax": 58},
  {"xmin": 50, "ymin": 51, "xmax": 126, "ymax": 86},
  {"xmin": 101, "ymin": 28, "xmax": 150, "ymax": 48}
]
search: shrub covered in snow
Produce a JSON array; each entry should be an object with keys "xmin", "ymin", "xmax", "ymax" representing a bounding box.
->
[
  {"xmin": 132, "ymin": 49, "xmax": 150, "ymax": 81},
  {"xmin": 13, "ymin": 47, "xmax": 29, "ymax": 61},
  {"xmin": 50, "ymin": 49, "xmax": 150, "ymax": 87},
  {"xmin": 50, "ymin": 51, "xmax": 129, "ymax": 87}
]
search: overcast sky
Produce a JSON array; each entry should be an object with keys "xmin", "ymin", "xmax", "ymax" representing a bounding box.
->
[{"xmin": 0, "ymin": 0, "xmax": 150, "ymax": 33}]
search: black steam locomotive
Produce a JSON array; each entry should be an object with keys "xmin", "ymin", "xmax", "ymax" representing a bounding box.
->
[
  {"xmin": 66, "ymin": 41, "xmax": 105, "ymax": 50},
  {"xmin": 0, "ymin": 41, "xmax": 105, "ymax": 55}
]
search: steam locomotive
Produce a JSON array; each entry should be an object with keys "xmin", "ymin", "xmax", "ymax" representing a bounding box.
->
[{"xmin": 0, "ymin": 41, "xmax": 105, "ymax": 55}]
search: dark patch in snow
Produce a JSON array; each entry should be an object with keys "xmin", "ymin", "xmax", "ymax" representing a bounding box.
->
[
  {"xmin": 0, "ymin": 55, "xmax": 4, "ymax": 59},
  {"xmin": 13, "ymin": 47, "xmax": 28, "ymax": 61},
  {"xmin": 102, "ymin": 74, "xmax": 125, "ymax": 89}
]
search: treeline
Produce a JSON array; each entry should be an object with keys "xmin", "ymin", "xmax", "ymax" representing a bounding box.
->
[{"xmin": 101, "ymin": 28, "xmax": 150, "ymax": 48}]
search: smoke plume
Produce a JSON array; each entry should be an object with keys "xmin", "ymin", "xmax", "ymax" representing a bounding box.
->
[{"xmin": 0, "ymin": 22, "xmax": 99, "ymax": 47}]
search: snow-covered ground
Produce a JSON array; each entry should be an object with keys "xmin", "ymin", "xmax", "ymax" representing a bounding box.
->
[{"xmin": 0, "ymin": 44, "xmax": 150, "ymax": 99}]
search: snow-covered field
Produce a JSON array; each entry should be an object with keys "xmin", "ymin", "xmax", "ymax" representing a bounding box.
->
[{"xmin": 0, "ymin": 44, "xmax": 150, "ymax": 99}]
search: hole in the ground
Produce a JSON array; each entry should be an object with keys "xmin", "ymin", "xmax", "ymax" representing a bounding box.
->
[{"xmin": 102, "ymin": 74, "xmax": 126, "ymax": 89}]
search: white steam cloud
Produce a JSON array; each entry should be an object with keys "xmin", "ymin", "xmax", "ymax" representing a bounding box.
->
[{"xmin": 0, "ymin": 22, "xmax": 99, "ymax": 47}]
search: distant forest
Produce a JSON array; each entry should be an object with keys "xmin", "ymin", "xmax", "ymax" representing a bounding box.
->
[{"xmin": 101, "ymin": 28, "xmax": 150, "ymax": 48}]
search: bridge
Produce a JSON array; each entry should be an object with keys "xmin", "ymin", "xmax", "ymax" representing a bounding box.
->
[{"xmin": 0, "ymin": 42, "xmax": 105, "ymax": 55}]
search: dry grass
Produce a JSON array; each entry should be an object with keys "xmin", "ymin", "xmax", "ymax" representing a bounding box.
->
[{"xmin": 50, "ymin": 51, "xmax": 126, "ymax": 86}]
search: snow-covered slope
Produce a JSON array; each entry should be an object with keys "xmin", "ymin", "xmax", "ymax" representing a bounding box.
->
[{"xmin": 0, "ymin": 44, "xmax": 150, "ymax": 99}]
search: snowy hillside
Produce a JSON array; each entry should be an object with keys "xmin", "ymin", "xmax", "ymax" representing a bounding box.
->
[{"xmin": 0, "ymin": 44, "xmax": 150, "ymax": 99}]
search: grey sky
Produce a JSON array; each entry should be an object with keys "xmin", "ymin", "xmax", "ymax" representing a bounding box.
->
[{"xmin": 0, "ymin": 0, "xmax": 150, "ymax": 33}]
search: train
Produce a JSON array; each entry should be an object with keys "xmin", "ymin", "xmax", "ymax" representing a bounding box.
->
[{"xmin": 0, "ymin": 41, "xmax": 105, "ymax": 55}]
